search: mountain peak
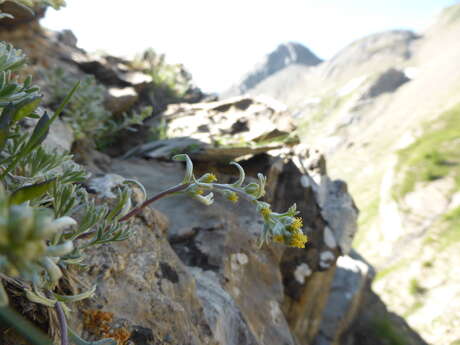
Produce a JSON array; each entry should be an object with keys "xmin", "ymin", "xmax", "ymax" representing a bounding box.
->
[{"xmin": 223, "ymin": 42, "xmax": 322, "ymax": 97}]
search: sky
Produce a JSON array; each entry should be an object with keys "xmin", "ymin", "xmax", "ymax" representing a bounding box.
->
[{"xmin": 42, "ymin": 0, "xmax": 458, "ymax": 93}]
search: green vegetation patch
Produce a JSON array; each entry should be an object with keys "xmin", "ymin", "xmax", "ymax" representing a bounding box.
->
[
  {"xmin": 393, "ymin": 103, "xmax": 460, "ymax": 200},
  {"xmin": 296, "ymin": 94, "xmax": 340, "ymax": 137},
  {"xmin": 425, "ymin": 206, "xmax": 460, "ymax": 249},
  {"xmin": 354, "ymin": 197, "xmax": 380, "ymax": 248},
  {"xmin": 370, "ymin": 316, "xmax": 409, "ymax": 345},
  {"xmin": 443, "ymin": 4, "xmax": 460, "ymax": 25},
  {"xmin": 374, "ymin": 259, "xmax": 409, "ymax": 282}
]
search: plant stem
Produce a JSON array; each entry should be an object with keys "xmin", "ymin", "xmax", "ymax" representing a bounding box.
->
[
  {"xmin": 118, "ymin": 182, "xmax": 190, "ymax": 222},
  {"xmin": 55, "ymin": 301, "xmax": 69, "ymax": 345},
  {"xmin": 0, "ymin": 305, "xmax": 52, "ymax": 345}
]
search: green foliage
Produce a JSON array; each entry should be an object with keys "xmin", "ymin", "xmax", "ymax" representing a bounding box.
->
[
  {"xmin": 425, "ymin": 206, "xmax": 460, "ymax": 250},
  {"xmin": 394, "ymin": 103, "xmax": 460, "ymax": 200},
  {"xmin": 0, "ymin": 305, "xmax": 52, "ymax": 345},
  {"xmin": 370, "ymin": 317, "xmax": 409, "ymax": 345},
  {"xmin": 44, "ymin": 68, "xmax": 151, "ymax": 149},
  {"xmin": 149, "ymin": 117, "xmax": 168, "ymax": 141},
  {"xmin": 374, "ymin": 259, "xmax": 409, "ymax": 282},
  {"xmin": 408, "ymin": 278, "xmax": 426, "ymax": 296},
  {"xmin": 132, "ymin": 48, "xmax": 193, "ymax": 99},
  {"xmin": 0, "ymin": 44, "xmax": 137, "ymax": 344}
]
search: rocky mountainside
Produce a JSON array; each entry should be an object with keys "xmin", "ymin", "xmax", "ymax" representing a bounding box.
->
[
  {"xmin": 0, "ymin": 3, "xmax": 427, "ymax": 345},
  {"xmin": 227, "ymin": 4, "xmax": 460, "ymax": 345},
  {"xmin": 222, "ymin": 42, "xmax": 322, "ymax": 97}
]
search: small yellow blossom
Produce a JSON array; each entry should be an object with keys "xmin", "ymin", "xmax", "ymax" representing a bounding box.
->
[
  {"xmin": 288, "ymin": 217, "xmax": 303, "ymax": 232},
  {"xmin": 201, "ymin": 173, "xmax": 218, "ymax": 183},
  {"xmin": 195, "ymin": 188, "xmax": 204, "ymax": 195},
  {"xmin": 273, "ymin": 235, "xmax": 284, "ymax": 244},
  {"xmin": 227, "ymin": 192, "xmax": 239, "ymax": 203},
  {"xmin": 260, "ymin": 206, "xmax": 271, "ymax": 218},
  {"xmin": 289, "ymin": 230, "xmax": 308, "ymax": 248}
]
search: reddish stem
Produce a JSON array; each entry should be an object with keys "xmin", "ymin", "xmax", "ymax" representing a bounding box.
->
[
  {"xmin": 55, "ymin": 302, "xmax": 68, "ymax": 345},
  {"xmin": 118, "ymin": 183, "xmax": 190, "ymax": 222}
]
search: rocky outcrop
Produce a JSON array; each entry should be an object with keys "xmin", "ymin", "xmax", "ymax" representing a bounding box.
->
[
  {"xmin": 360, "ymin": 68, "xmax": 410, "ymax": 100},
  {"xmin": 125, "ymin": 95, "xmax": 296, "ymax": 161},
  {"xmin": 97, "ymin": 149, "xmax": 349, "ymax": 345}
]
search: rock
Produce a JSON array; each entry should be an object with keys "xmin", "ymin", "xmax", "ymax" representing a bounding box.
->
[
  {"xmin": 313, "ymin": 255, "xmax": 372, "ymax": 345},
  {"xmin": 42, "ymin": 117, "xmax": 74, "ymax": 153},
  {"xmin": 298, "ymin": 150, "xmax": 358, "ymax": 255},
  {"xmin": 105, "ymin": 87, "xmax": 138, "ymax": 114},
  {"xmin": 111, "ymin": 157, "xmax": 298, "ymax": 345},
  {"xmin": 109, "ymin": 153, "xmax": 363, "ymax": 345},
  {"xmin": 191, "ymin": 268, "xmax": 259, "ymax": 345},
  {"xmin": 318, "ymin": 178, "xmax": 358, "ymax": 255},
  {"xmin": 0, "ymin": 2, "xmax": 46, "ymax": 28},
  {"xmin": 361, "ymin": 68, "xmax": 410, "ymax": 100},
  {"xmin": 71, "ymin": 206, "xmax": 214, "ymax": 345},
  {"xmin": 57, "ymin": 29, "xmax": 78, "ymax": 47},
  {"xmin": 124, "ymin": 95, "xmax": 297, "ymax": 162}
]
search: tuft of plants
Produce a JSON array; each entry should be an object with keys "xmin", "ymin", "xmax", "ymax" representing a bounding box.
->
[
  {"xmin": 43, "ymin": 67, "xmax": 152, "ymax": 150},
  {"xmin": 131, "ymin": 48, "xmax": 193, "ymax": 99}
]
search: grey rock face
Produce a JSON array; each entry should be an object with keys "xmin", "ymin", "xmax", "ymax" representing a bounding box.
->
[
  {"xmin": 191, "ymin": 268, "xmax": 258, "ymax": 345},
  {"xmin": 314, "ymin": 255, "xmax": 372, "ymax": 345},
  {"xmin": 361, "ymin": 68, "xmax": 410, "ymax": 100}
]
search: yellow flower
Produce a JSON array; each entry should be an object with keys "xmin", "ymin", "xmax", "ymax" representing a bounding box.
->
[
  {"xmin": 201, "ymin": 173, "xmax": 218, "ymax": 183},
  {"xmin": 288, "ymin": 217, "xmax": 303, "ymax": 232},
  {"xmin": 227, "ymin": 192, "xmax": 239, "ymax": 203},
  {"xmin": 273, "ymin": 235, "xmax": 284, "ymax": 244},
  {"xmin": 195, "ymin": 188, "xmax": 204, "ymax": 195},
  {"xmin": 289, "ymin": 230, "xmax": 308, "ymax": 248},
  {"xmin": 260, "ymin": 206, "xmax": 271, "ymax": 218}
]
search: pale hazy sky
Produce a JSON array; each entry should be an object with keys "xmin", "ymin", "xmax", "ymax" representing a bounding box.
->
[{"xmin": 42, "ymin": 0, "xmax": 457, "ymax": 92}]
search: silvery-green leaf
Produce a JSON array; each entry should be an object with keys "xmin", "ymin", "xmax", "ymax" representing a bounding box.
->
[
  {"xmin": 10, "ymin": 179, "xmax": 55, "ymax": 205},
  {"xmin": 0, "ymin": 281, "xmax": 9, "ymax": 306},
  {"xmin": 40, "ymin": 257, "xmax": 62, "ymax": 284},
  {"xmin": 13, "ymin": 95, "xmax": 42, "ymax": 122},
  {"xmin": 0, "ymin": 103, "xmax": 13, "ymax": 152},
  {"xmin": 173, "ymin": 154, "xmax": 194, "ymax": 183},
  {"xmin": 25, "ymin": 289, "xmax": 56, "ymax": 307},
  {"xmin": 230, "ymin": 161, "xmax": 245, "ymax": 187},
  {"xmin": 45, "ymin": 241, "xmax": 73, "ymax": 257},
  {"xmin": 53, "ymin": 285, "xmax": 96, "ymax": 303}
]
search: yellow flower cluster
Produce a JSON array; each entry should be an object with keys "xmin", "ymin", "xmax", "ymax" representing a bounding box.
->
[
  {"xmin": 289, "ymin": 230, "xmax": 308, "ymax": 248},
  {"xmin": 172, "ymin": 154, "xmax": 307, "ymax": 249},
  {"xmin": 289, "ymin": 217, "xmax": 303, "ymax": 231}
]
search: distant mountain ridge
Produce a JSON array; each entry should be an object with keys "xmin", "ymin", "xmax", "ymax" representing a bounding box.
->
[{"xmin": 223, "ymin": 42, "xmax": 322, "ymax": 97}]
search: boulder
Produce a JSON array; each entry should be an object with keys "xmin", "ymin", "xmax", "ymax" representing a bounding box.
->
[{"xmin": 361, "ymin": 68, "xmax": 410, "ymax": 100}]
